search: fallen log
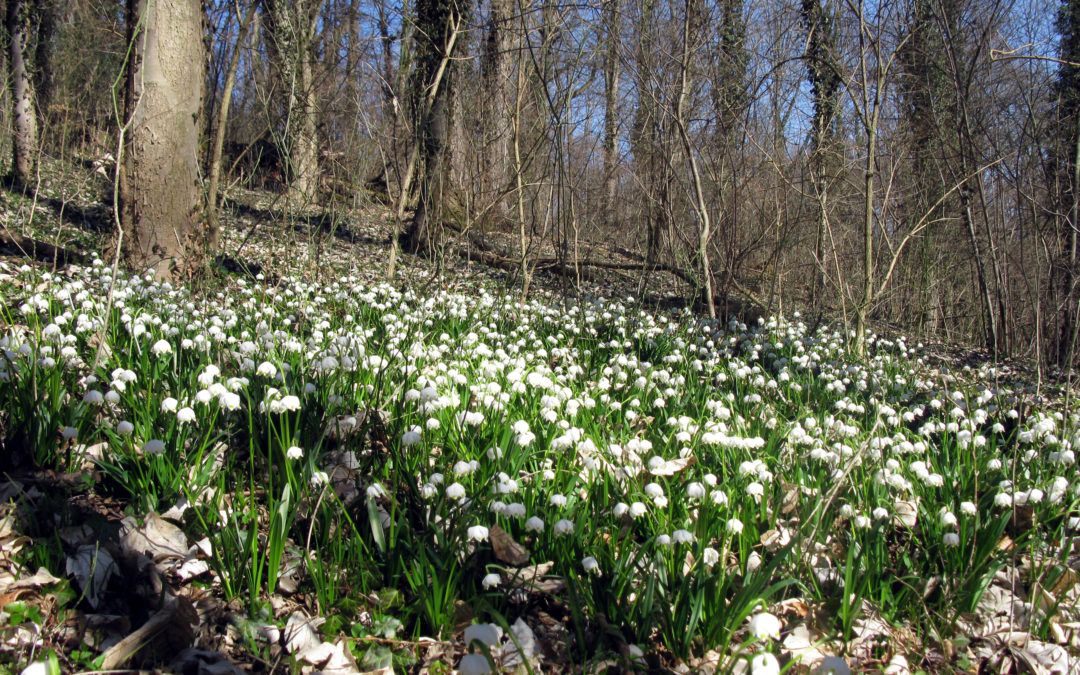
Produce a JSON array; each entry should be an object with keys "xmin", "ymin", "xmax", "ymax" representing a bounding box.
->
[{"xmin": 0, "ymin": 231, "xmax": 86, "ymax": 266}]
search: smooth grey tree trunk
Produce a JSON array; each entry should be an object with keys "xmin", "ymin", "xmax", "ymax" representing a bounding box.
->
[
  {"xmin": 8, "ymin": 0, "xmax": 38, "ymax": 186},
  {"xmin": 119, "ymin": 0, "xmax": 206, "ymax": 279}
]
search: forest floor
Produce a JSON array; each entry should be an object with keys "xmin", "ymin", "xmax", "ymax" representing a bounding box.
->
[{"xmin": 0, "ymin": 155, "xmax": 1079, "ymax": 675}]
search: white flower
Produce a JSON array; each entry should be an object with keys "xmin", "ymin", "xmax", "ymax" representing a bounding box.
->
[
  {"xmin": 446, "ymin": 482, "xmax": 467, "ymax": 500},
  {"xmin": 727, "ymin": 518, "xmax": 744, "ymax": 534},
  {"xmin": 686, "ymin": 482, "xmax": 705, "ymax": 499},
  {"xmin": 750, "ymin": 652, "xmax": 780, "ymax": 675},
  {"xmin": 310, "ymin": 470, "xmax": 330, "ymax": 486},
  {"xmin": 151, "ymin": 339, "xmax": 172, "ymax": 355},
  {"xmin": 943, "ymin": 532, "xmax": 960, "ymax": 547},
  {"xmin": 61, "ymin": 426, "xmax": 78, "ymax": 440},
  {"xmin": 582, "ymin": 556, "xmax": 600, "ymax": 574},
  {"xmin": 402, "ymin": 429, "xmax": 422, "ymax": 446},
  {"xmin": 960, "ymin": 501, "xmax": 977, "ymax": 516},
  {"xmin": 116, "ymin": 420, "xmax": 134, "ymax": 435},
  {"xmin": 672, "ymin": 529, "xmax": 694, "ymax": 544},
  {"xmin": 458, "ymin": 654, "xmax": 492, "ymax": 675},
  {"xmin": 524, "ymin": 516, "xmax": 544, "ymax": 532},
  {"xmin": 256, "ymin": 361, "xmax": 277, "ymax": 378},
  {"xmin": 553, "ymin": 519, "xmax": 574, "ymax": 536},
  {"xmin": 482, "ymin": 573, "xmax": 501, "ymax": 589},
  {"xmin": 161, "ymin": 397, "xmax": 179, "ymax": 413},
  {"xmin": 197, "ymin": 365, "xmax": 220, "ymax": 386},
  {"xmin": 748, "ymin": 612, "xmax": 782, "ymax": 640},
  {"xmin": 463, "ymin": 623, "xmax": 501, "ymax": 648},
  {"xmin": 468, "ymin": 525, "xmax": 490, "ymax": 542},
  {"xmin": 702, "ymin": 547, "xmax": 720, "ymax": 568},
  {"xmin": 549, "ymin": 494, "xmax": 568, "ymax": 507},
  {"xmin": 176, "ymin": 406, "xmax": 196, "ymax": 423},
  {"xmin": 279, "ymin": 395, "xmax": 301, "ymax": 411},
  {"xmin": 143, "ymin": 439, "xmax": 166, "ymax": 455},
  {"xmin": 220, "ymin": 392, "xmax": 242, "ymax": 410},
  {"xmin": 286, "ymin": 446, "xmax": 304, "ymax": 460},
  {"xmin": 461, "ymin": 410, "xmax": 485, "ymax": 426},
  {"xmin": 83, "ymin": 389, "xmax": 104, "ymax": 404},
  {"xmin": 994, "ymin": 492, "xmax": 1012, "ymax": 508},
  {"xmin": 454, "ymin": 460, "xmax": 478, "ymax": 475}
]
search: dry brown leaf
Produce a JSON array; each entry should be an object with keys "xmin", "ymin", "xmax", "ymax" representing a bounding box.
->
[
  {"xmin": 501, "ymin": 561, "xmax": 564, "ymax": 595},
  {"xmin": 500, "ymin": 617, "xmax": 541, "ymax": 670},
  {"xmin": 781, "ymin": 623, "xmax": 827, "ymax": 669},
  {"xmin": 119, "ymin": 513, "xmax": 189, "ymax": 563},
  {"xmin": 776, "ymin": 597, "xmax": 811, "ymax": 619},
  {"xmin": 66, "ymin": 545, "xmax": 117, "ymax": 610},
  {"xmin": 2, "ymin": 567, "xmax": 60, "ymax": 594},
  {"xmin": 490, "ymin": 525, "xmax": 529, "ymax": 566},
  {"xmin": 284, "ymin": 611, "xmax": 324, "ymax": 659},
  {"xmin": 1010, "ymin": 637, "xmax": 1070, "ymax": 675},
  {"xmin": 780, "ymin": 482, "xmax": 801, "ymax": 515},
  {"xmin": 891, "ymin": 498, "xmax": 919, "ymax": 529}
]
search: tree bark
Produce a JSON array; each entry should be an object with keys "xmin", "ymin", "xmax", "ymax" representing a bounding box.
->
[
  {"xmin": 263, "ymin": 0, "xmax": 322, "ymax": 205},
  {"xmin": 207, "ymin": 0, "xmax": 258, "ymax": 251},
  {"xmin": 33, "ymin": 0, "xmax": 58, "ymax": 128},
  {"xmin": 119, "ymin": 0, "xmax": 206, "ymax": 280},
  {"xmin": 601, "ymin": 0, "xmax": 620, "ymax": 231},
  {"xmin": 483, "ymin": 0, "xmax": 514, "ymax": 222},
  {"xmin": 8, "ymin": 0, "xmax": 38, "ymax": 186},
  {"xmin": 402, "ymin": 0, "xmax": 463, "ymax": 255}
]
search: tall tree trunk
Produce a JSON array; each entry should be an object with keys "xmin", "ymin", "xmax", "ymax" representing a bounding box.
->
[
  {"xmin": 1056, "ymin": 0, "xmax": 1080, "ymax": 366},
  {"xmin": 33, "ymin": 0, "xmax": 58, "ymax": 128},
  {"xmin": 119, "ymin": 0, "xmax": 206, "ymax": 280},
  {"xmin": 402, "ymin": 0, "xmax": 463, "ymax": 255},
  {"xmin": 8, "ymin": 0, "xmax": 38, "ymax": 186},
  {"xmin": 264, "ymin": 0, "xmax": 322, "ymax": 205},
  {"xmin": 207, "ymin": 0, "xmax": 258, "ymax": 251},
  {"xmin": 803, "ymin": 0, "xmax": 840, "ymax": 315},
  {"xmin": 294, "ymin": 54, "xmax": 319, "ymax": 201},
  {"xmin": 483, "ymin": 0, "xmax": 514, "ymax": 223},
  {"xmin": 601, "ymin": 0, "xmax": 620, "ymax": 231}
]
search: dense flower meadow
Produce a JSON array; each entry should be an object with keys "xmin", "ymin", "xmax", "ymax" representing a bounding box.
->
[{"xmin": 1, "ymin": 258, "xmax": 1077, "ymax": 673}]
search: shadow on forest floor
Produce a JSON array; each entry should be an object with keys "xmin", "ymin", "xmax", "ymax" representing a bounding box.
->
[
  {"xmin": 1, "ymin": 174, "xmax": 113, "ymax": 234},
  {"xmin": 221, "ymin": 197, "xmax": 384, "ymax": 246}
]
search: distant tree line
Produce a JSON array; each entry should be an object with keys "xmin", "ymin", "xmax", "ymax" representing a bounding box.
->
[{"xmin": 4, "ymin": 0, "xmax": 1080, "ymax": 364}]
